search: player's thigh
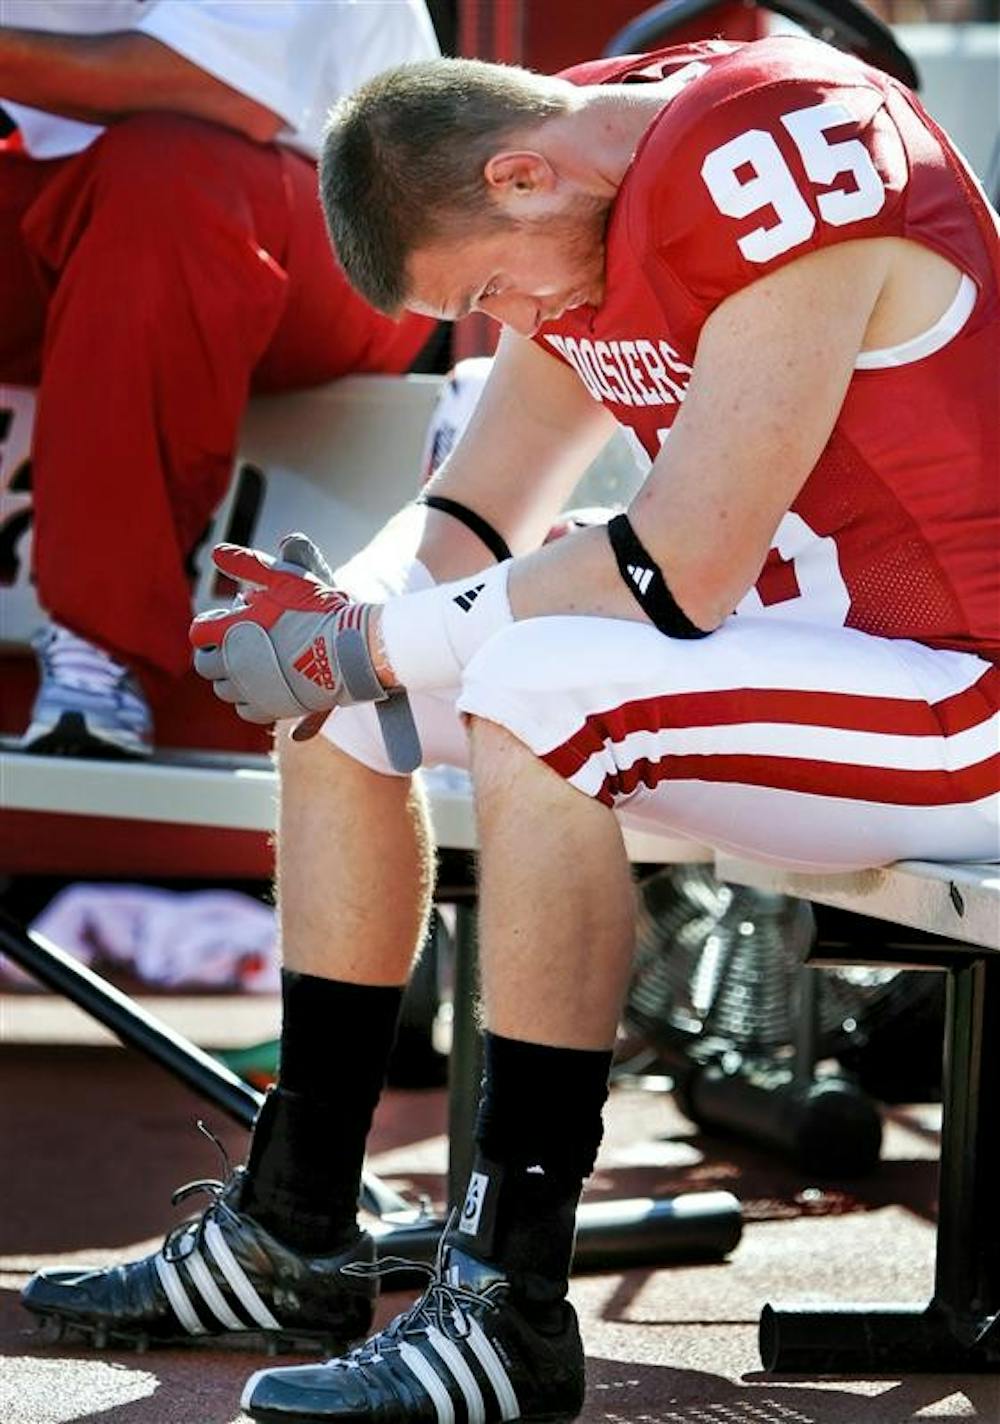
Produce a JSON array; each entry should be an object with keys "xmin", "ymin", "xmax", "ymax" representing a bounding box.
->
[{"xmin": 456, "ymin": 616, "xmax": 1000, "ymax": 870}]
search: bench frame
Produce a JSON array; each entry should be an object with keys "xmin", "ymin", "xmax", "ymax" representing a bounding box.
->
[
  {"xmin": 4, "ymin": 746, "xmax": 997, "ymax": 1367},
  {"xmin": 720, "ymin": 854, "xmax": 1000, "ymax": 1372}
]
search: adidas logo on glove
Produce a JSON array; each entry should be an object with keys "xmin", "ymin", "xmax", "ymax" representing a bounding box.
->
[{"xmin": 293, "ymin": 638, "xmax": 335, "ymax": 690}]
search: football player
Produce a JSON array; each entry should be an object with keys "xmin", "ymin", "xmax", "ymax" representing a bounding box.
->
[{"xmin": 27, "ymin": 36, "xmax": 1000, "ymax": 1424}]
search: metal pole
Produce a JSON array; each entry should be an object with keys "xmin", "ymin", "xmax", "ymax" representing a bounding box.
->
[
  {"xmin": 0, "ymin": 911, "xmax": 413, "ymax": 1219},
  {"xmin": 0, "ymin": 911, "xmax": 263, "ymax": 1127},
  {"xmin": 760, "ymin": 948, "xmax": 1000, "ymax": 1373},
  {"xmin": 934, "ymin": 955, "xmax": 1000, "ymax": 1322}
]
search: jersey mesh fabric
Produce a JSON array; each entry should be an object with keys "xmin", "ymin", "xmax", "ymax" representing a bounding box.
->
[{"xmin": 533, "ymin": 36, "xmax": 1000, "ymax": 663}]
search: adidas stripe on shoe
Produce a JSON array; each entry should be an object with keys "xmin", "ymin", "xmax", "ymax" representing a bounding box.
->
[
  {"xmin": 21, "ymin": 1161, "xmax": 376, "ymax": 1353},
  {"xmin": 21, "ymin": 623, "xmax": 153, "ymax": 759},
  {"xmin": 241, "ymin": 1240, "xmax": 586, "ymax": 1422}
]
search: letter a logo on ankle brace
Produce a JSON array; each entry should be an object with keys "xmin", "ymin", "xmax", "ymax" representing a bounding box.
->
[{"xmin": 458, "ymin": 1171, "xmax": 489, "ymax": 1236}]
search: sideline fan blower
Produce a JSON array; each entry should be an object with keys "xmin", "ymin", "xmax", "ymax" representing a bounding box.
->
[{"xmin": 627, "ymin": 867, "xmax": 941, "ymax": 1177}]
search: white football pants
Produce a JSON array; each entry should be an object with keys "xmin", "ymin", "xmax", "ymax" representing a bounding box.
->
[{"xmin": 322, "ymin": 613, "xmax": 999, "ymax": 873}]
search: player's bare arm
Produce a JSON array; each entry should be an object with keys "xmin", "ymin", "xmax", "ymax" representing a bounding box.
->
[
  {"xmin": 416, "ymin": 327, "xmax": 617, "ymax": 582},
  {"xmin": 516, "ymin": 234, "xmax": 962, "ymax": 632},
  {"xmin": 0, "ymin": 29, "xmax": 282, "ymax": 140},
  {"xmin": 397, "ymin": 232, "xmax": 964, "ymax": 646}
]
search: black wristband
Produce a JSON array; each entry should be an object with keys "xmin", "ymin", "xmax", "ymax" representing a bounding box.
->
[
  {"xmin": 419, "ymin": 494, "xmax": 512, "ymax": 563},
  {"xmin": 607, "ymin": 512, "xmax": 710, "ymax": 639}
]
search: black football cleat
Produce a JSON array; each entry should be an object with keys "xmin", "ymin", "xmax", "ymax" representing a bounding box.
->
[
  {"xmin": 21, "ymin": 1159, "xmax": 376, "ymax": 1353},
  {"xmin": 241, "ymin": 1240, "xmax": 586, "ymax": 1422}
]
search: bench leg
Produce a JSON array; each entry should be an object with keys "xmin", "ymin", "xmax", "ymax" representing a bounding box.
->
[{"xmin": 761, "ymin": 952, "xmax": 1000, "ymax": 1373}]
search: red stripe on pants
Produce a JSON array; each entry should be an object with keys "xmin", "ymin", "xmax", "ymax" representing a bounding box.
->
[
  {"xmin": 595, "ymin": 750, "xmax": 1000, "ymax": 808},
  {"xmin": 541, "ymin": 664, "xmax": 1000, "ymax": 807}
]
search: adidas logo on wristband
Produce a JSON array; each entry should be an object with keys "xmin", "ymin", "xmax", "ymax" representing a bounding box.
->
[{"xmin": 627, "ymin": 563, "xmax": 654, "ymax": 595}]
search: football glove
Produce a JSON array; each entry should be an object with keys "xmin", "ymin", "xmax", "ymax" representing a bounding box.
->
[{"xmin": 190, "ymin": 534, "xmax": 421, "ymax": 772}]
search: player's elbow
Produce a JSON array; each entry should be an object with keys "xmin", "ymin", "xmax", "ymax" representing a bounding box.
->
[
  {"xmin": 667, "ymin": 570, "xmax": 731, "ymax": 633},
  {"xmin": 640, "ymin": 510, "xmax": 777, "ymax": 630}
]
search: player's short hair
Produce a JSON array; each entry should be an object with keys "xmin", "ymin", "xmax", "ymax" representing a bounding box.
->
[{"xmin": 320, "ymin": 58, "xmax": 572, "ymax": 314}]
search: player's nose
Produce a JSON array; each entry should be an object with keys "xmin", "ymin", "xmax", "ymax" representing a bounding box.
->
[{"xmin": 478, "ymin": 292, "xmax": 541, "ymax": 337}]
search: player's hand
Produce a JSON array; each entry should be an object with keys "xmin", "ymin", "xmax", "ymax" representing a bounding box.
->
[
  {"xmin": 269, "ymin": 532, "xmax": 339, "ymax": 739},
  {"xmin": 189, "ymin": 534, "xmax": 386, "ymax": 732}
]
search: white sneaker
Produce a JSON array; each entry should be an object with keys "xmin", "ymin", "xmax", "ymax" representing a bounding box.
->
[{"xmin": 21, "ymin": 623, "xmax": 153, "ymax": 758}]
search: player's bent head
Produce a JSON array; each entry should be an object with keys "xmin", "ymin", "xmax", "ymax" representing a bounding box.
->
[{"xmin": 320, "ymin": 57, "xmax": 573, "ymax": 315}]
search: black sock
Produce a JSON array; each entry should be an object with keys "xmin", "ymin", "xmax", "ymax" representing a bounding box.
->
[
  {"xmin": 454, "ymin": 1032, "xmax": 612, "ymax": 1329},
  {"xmin": 242, "ymin": 970, "xmax": 403, "ymax": 1254}
]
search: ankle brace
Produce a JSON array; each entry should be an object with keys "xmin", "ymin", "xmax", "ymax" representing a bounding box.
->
[
  {"xmin": 476, "ymin": 1032, "xmax": 612, "ymax": 1184},
  {"xmin": 453, "ymin": 1035, "xmax": 613, "ymax": 1318},
  {"xmin": 242, "ymin": 973, "xmax": 404, "ymax": 1253}
]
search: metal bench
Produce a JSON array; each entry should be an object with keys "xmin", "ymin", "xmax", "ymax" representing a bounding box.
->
[{"xmin": 718, "ymin": 852, "xmax": 1000, "ymax": 1372}]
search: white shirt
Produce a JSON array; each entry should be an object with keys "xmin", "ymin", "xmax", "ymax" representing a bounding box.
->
[{"xmin": 2, "ymin": 0, "xmax": 439, "ymax": 160}]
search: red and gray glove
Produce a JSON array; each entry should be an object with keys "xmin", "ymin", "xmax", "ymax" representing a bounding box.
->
[{"xmin": 189, "ymin": 533, "xmax": 421, "ymax": 771}]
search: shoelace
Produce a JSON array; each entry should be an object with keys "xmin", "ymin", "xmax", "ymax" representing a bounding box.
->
[
  {"xmin": 38, "ymin": 625, "xmax": 135, "ymax": 695},
  {"xmin": 161, "ymin": 1122, "xmax": 239, "ymax": 1264},
  {"xmin": 337, "ymin": 1216, "xmax": 504, "ymax": 1369}
]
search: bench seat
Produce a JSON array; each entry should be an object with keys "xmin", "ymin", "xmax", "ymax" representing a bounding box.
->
[
  {"xmin": 0, "ymin": 748, "xmax": 710, "ymax": 865},
  {"xmin": 716, "ymin": 853, "xmax": 1000, "ymax": 952}
]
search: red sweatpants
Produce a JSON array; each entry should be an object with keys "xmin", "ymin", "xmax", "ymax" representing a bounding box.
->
[{"xmin": 0, "ymin": 115, "xmax": 434, "ymax": 679}]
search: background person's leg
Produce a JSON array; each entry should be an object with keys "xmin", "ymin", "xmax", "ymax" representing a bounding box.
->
[
  {"xmin": 23, "ymin": 115, "xmax": 293, "ymax": 680},
  {"xmin": 251, "ymin": 148, "xmax": 435, "ymax": 392},
  {"xmin": 0, "ymin": 150, "xmax": 52, "ymax": 385}
]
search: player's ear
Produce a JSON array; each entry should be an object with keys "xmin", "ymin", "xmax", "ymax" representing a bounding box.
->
[{"xmin": 483, "ymin": 150, "xmax": 555, "ymax": 201}]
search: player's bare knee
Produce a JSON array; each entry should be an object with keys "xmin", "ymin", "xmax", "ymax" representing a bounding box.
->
[
  {"xmin": 277, "ymin": 721, "xmax": 393, "ymax": 797},
  {"xmin": 467, "ymin": 715, "xmax": 569, "ymax": 812},
  {"xmin": 467, "ymin": 717, "xmax": 520, "ymax": 799}
]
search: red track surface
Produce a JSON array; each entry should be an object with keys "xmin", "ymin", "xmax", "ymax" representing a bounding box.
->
[{"xmin": 2, "ymin": 1041, "xmax": 997, "ymax": 1423}]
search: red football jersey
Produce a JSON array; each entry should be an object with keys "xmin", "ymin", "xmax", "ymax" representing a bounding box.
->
[{"xmin": 536, "ymin": 36, "xmax": 1000, "ymax": 662}]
